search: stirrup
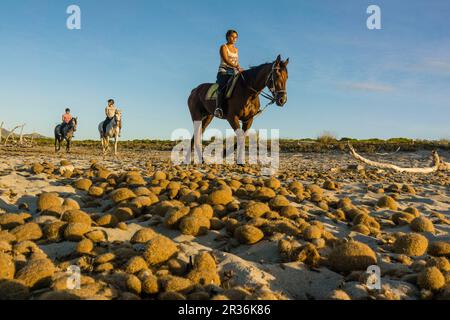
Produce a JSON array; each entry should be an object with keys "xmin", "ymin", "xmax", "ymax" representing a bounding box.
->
[{"xmin": 214, "ymin": 108, "xmax": 224, "ymax": 118}]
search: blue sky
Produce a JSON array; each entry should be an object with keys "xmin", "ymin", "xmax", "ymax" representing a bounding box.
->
[{"xmin": 0, "ymin": 0, "xmax": 449, "ymax": 140}]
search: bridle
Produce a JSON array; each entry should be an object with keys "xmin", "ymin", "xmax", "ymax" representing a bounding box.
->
[
  {"xmin": 241, "ymin": 61, "xmax": 286, "ymax": 117},
  {"xmin": 265, "ymin": 62, "xmax": 287, "ymax": 99},
  {"xmin": 61, "ymin": 118, "xmax": 77, "ymax": 139},
  {"xmin": 68, "ymin": 118, "xmax": 77, "ymax": 131},
  {"xmin": 114, "ymin": 112, "xmax": 122, "ymax": 129}
]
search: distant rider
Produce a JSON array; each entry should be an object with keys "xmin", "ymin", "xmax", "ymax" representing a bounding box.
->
[
  {"xmin": 60, "ymin": 108, "xmax": 72, "ymax": 136},
  {"xmin": 103, "ymin": 99, "xmax": 120, "ymax": 137}
]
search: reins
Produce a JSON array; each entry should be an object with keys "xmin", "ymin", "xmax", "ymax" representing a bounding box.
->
[
  {"xmin": 61, "ymin": 118, "xmax": 77, "ymax": 139},
  {"xmin": 239, "ymin": 62, "xmax": 284, "ymax": 119}
]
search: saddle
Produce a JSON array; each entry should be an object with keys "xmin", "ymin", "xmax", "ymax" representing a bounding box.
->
[{"xmin": 206, "ymin": 74, "xmax": 240, "ymax": 101}]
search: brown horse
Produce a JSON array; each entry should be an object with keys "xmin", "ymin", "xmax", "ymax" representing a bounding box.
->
[{"xmin": 187, "ymin": 55, "xmax": 289, "ymax": 160}]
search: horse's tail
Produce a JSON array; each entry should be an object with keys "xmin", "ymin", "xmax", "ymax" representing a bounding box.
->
[
  {"xmin": 190, "ymin": 86, "xmax": 198, "ymax": 96},
  {"xmin": 98, "ymin": 122, "xmax": 104, "ymax": 139},
  {"xmin": 187, "ymin": 87, "xmax": 198, "ymax": 105},
  {"xmin": 188, "ymin": 84, "xmax": 212, "ymax": 121},
  {"xmin": 188, "ymin": 86, "xmax": 202, "ymax": 108}
]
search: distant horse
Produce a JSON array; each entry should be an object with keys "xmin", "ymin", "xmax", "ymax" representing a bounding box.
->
[
  {"xmin": 187, "ymin": 55, "xmax": 289, "ymax": 161},
  {"xmin": 54, "ymin": 117, "xmax": 78, "ymax": 153},
  {"xmin": 98, "ymin": 110, "xmax": 122, "ymax": 156}
]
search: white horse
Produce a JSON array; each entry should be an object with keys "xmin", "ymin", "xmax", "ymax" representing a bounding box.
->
[{"xmin": 98, "ymin": 110, "xmax": 122, "ymax": 156}]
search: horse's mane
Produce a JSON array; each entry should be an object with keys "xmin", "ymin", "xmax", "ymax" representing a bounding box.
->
[
  {"xmin": 243, "ymin": 62, "xmax": 272, "ymax": 78},
  {"xmin": 249, "ymin": 62, "xmax": 272, "ymax": 69}
]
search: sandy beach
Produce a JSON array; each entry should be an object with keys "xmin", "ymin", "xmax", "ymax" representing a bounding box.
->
[{"xmin": 0, "ymin": 146, "xmax": 449, "ymax": 300}]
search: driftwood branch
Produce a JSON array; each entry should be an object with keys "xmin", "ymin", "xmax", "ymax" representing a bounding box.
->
[
  {"xmin": 3, "ymin": 124, "xmax": 25, "ymax": 146},
  {"xmin": 348, "ymin": 144, "xmax": 449, "ymax": 173},
  {"xmin": 19, "ymin": 124, "xmax": 25, "ymax": 144},
  {"xmin": 3, "ymin": 125, "xmax": 21, "ymax": 145},
  {"xmin": 375, "ymin": 147, "xmax": 401, "ymax": 156}
]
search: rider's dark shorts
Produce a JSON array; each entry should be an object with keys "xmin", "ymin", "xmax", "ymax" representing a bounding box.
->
[
  {"xmin": 103, "ymin": 117, "xmax": 113, "ymax": 132},
  {"xmin": 216, "ymin": 72, "xmax": 233, "ymax": 90}
]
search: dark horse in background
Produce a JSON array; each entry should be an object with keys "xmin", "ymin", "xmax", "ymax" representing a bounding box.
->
[
  {"xmin": 54, "ymin": 117, "xmax": 78, "ymax": 153},
  {"xmin": 187, "ymin": 55, "xmax": 289, "ymax": 161}
]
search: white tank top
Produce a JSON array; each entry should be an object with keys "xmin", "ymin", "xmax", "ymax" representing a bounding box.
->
[{"xmin": 219, "ymin": 45, "xmax": 238, "ymax": 73}]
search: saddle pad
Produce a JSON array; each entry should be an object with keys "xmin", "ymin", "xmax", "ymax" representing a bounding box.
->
[{"xmin": 205, "ymin": 75, "xmax": 239, "ymax": 101}]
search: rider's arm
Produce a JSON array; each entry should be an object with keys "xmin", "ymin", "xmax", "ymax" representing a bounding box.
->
[
  {"xmin": 220, "ymin": 45, "xmax": 239, "ymax": 68},
  {"xmin": 237, "ymin": 50, "xmax": 244, "ymax": 72},
  {"xmin": 234, "ymin": 48, "xmax": 244, "ymax": 72},
  {"xmin": 61, "ymin": 115, "xmax": 64, "ymax": 122}
]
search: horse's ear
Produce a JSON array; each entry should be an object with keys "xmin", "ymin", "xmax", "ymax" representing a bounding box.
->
[
  {"xmin": 284, "ymin": 58, "xmax": 289, "ymax": 66},
  {"xmin": 276, "ymin": 55, "xmax": 281, "ymax": 63}
]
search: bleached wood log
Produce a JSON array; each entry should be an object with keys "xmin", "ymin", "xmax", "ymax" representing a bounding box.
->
[
  {"xmin": 19, "ymin": 124, "xmax": 25, "ymax": 144},
  {"xmin": 348, "ymin": 144, "xmax": 449, "ymax": 173},
  {"xmin": 0, "ymin": 121, "xmax": 3, "ymax": 142},
  {"xmin": 3, "ymin": 125, "xmax": 21, "ymax": 146}
]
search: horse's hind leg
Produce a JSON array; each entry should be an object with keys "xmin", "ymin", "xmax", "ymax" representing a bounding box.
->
[
  {"xmin": 187, "ymin": 102, "xmax": 213, "ymax": 164},
  {"xmin": 114, "ymin": 136, "xmax": 118, "ymax": 156},
  {"xmin": 201, "ymin": 115, "xmax": 214, "ymax": 135},
  {"xmin": 225, "ymin": 116, "xmax": 245, "ymax": 164},
  {"xmin": 190, "ymin": 114, "xmax": 213, "ymax": 148}
]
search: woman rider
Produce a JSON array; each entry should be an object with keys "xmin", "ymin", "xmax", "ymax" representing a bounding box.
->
[
  {"xmin": 103, "ymin": 99, "xmax": 119, "ymax": 136},
  {"xmin": 214, "ymin": 29, "xmax": 244, "ymax": 118}
]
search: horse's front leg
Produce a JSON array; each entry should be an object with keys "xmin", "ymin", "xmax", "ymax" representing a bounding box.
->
[
  {"xmin": 114, "ymin": 134, "xmax": 118, "ymax": 156},
  {"xmin": 242, "ymin": 118, "xmax": 255, "ymax": 163},
  {"xmin": 242, "ymin": 117, "xmax": 254, "ymax": 133},
  {"xmin": 106, "ymin": 137, "xmax": 110, "ymax": 154},
  {"xmin": 101, "ymin": 138, "xmax": 105, "ymax": 155},
  {"xmin": 103, "ymin": 138, "xmax": 109, "ymax": 156},
  {"xmin": 66, "ymin": 139, "xmax": 70, "ymax": 153}
]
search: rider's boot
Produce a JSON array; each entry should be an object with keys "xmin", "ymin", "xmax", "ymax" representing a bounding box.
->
[{"xmin": 214, "ymin": 89, "xmax": 225, "ymax": 118}]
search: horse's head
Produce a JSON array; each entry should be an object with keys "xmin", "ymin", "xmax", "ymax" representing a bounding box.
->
[
  {"xmin": 71, "ymin": 117, "xmax": 78, "ymax": 132},
  {"xmin": 114, "ymin": 110, "xmax": 122, "ymax": 130},
  {"xmin": 115, "ymin": 110, "xmax": 122, "ymax": 122},
  {"xmin": 269, "ymin": 55, "xmax": 289, "ymax": 107}
]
